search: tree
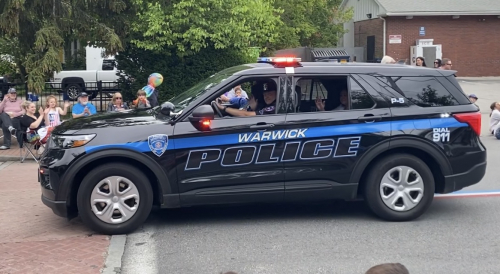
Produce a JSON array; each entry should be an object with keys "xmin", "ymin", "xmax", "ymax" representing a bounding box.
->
[
  {"xmin": 129, "ymin": 0, "xmax": 283, "ymax": 55},
  {"xmin": 270, "ymin": 0, "xmax": 353, "ymax": 50},
  {"xmin": 0, "ymin": 0, "xmax": 133, "ymax": 92},
  {"xmin": 115, "ymin": 44, "xmax": 255, "ymax": 103}
]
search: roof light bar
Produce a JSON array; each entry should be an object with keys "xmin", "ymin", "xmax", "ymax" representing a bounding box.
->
[
  {"xmin": 257, "ymin": 57, "xmax": 302, "ymax": 68},
  {"xmin": 258, "ymin": 57, "xmax": 302, "ymax": 63}
]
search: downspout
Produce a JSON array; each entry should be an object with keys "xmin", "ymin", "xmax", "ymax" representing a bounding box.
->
[{"xmin": 380, "ymin": 16, "xmax": 386, "ymax": 56}]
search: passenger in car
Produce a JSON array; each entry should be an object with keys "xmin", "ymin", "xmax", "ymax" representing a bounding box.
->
[
  {"xmin": 315, "ymin": 89, "xmax": 349, "ymax": 111},
  {"xmin": 216, "ymin": 81, "xmax": 276, "ymax": 117},
  {"xmin": 220, "ymin": 85, "xmax": 249, "ymax": 102}
]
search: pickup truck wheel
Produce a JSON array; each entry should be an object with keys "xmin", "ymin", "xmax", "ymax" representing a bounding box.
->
[
  {"xmin": 363, "ymin": 153, "xmax": 435, "ymax": 222},
  {"xmin": 65, "ymin": 84, "xmax": 82, "ymax": 100},
  {"xmin": 77, "ymin": 163, "xmax": 153, "ymax": 235}
]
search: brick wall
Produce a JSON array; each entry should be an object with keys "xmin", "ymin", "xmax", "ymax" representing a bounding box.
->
[
  {"xmin": 386, "ymin": 16, "xmax": 500, "ymax": 77},
  {"xmin": 354, "ymin": 18, "xmax": 384, "ymax": 61}
]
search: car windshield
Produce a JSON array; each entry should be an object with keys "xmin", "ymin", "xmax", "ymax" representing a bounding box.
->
[{"xmin": 164, "ymin": 65, "xmax": 253, "ymax": 115}]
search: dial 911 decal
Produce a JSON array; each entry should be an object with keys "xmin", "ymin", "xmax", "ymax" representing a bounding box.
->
[{"xmin": 432, "ymin": 127, "xmax": 450, "ymax": 143}]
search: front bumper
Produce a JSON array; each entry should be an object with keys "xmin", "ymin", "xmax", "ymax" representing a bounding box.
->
[
  {"xmin": 442, "ymin": 161, "xmax": 487, "ymax": 193},
  {"xmin": 41, "ymin": 194, "xmax": 68, "ymax": 218}
]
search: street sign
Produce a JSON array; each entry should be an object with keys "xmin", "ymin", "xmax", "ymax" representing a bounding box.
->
[
  {"xmin": 389, "ymin": 35, "xmax": 402, "ymax": 44},
  {"xmin": 419, "ymin": 27, "xmax": 425, "ymax": 36}
]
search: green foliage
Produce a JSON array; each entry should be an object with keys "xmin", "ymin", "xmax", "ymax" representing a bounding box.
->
[
  {"xmin": 0, "ymin": 0, "xmax": 133, "ymax": 93},
  {"xmin": 115, "ymin": 44, "xmax": 255, "ymax": 103},
  {"xmin": 62, "ymin": 47, "xmax": 86, "ymax": 70},
  {"xmin": 130, "ymin": 0, "xmax": 282, "ymax": 55},
  {"xmin": 271, "ymin": 0, "xmax": 353, "ymax": 49},
  {"xmin": 0, "ymin": 56, "xmax": 16, "ymax": 78}
]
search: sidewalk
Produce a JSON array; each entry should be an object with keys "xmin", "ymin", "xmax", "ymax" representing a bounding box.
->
[
  {"xmin": 0, "ymin": 161, "xmax": 110, "ymax": 274},
  {"xmin": 0, "ymin": 137, "xmax": 25, "ymax": 162}
]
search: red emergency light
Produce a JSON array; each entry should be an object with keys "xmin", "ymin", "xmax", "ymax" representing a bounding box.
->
[{"xmin": 257, "ymin": 57, "xmax": 302, "ymax": 68}]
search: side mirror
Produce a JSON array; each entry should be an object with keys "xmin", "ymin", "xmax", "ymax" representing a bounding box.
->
[
  {"xmin": 189, "ymin": 105, "xmax": 214, "ymax": 131},
  {"xmin": 160, "ymin": 102, "xmax": 175, "ymax": 116}
]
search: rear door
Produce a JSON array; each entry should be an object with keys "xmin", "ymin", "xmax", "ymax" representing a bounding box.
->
[{"xmin": 283, "ymin": 74, "xmax": 392, "ymax": 201}]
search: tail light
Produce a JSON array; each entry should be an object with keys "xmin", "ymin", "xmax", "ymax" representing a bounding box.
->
[{"xmin": 453, "ymin": 112, "xmax": 481, "ymax": 136}]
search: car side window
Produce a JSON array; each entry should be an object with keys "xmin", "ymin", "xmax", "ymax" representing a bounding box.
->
[
  {"xmin": 382, "ymin": 76, "xmax": 460, "ymax": 107},
  {"xmin": 210, "ymin": 77, "xmax": 281, "ymax": 119},
  {"xmin": 293, "ymin": 76, "xmax": 375, "ymax": 113},
  {"xmin": 350, "ymin": 77, "xmax": 376, "ymax": 110}
]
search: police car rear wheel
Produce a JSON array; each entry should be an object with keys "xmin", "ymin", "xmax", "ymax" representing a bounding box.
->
[
  {"xmin": 363, "ymin": 153, "xmax": 435, "ymax": 221},
  {"xmin": 77, "ymin": 163, "xmax": 153, "ymax": 234}
]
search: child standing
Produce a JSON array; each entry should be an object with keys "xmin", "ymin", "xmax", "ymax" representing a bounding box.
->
[
  {"xmin": 132, "ymin": 89, "xmax": 151, "ymax": 109},
  {"xmin": 44, "ymin": 95, "xmax": 70, "ymax": 127}
]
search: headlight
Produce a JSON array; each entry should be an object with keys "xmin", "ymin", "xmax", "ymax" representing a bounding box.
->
[{"xmin": 51, "ymin": 134, "xmax": 96, "ymax": 149}]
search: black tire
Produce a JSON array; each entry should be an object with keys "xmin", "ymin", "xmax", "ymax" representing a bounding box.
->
[
  {"xmin": 77, "ymin": 163, "xmax": 154, "ymax": 235},
  {"xmin": 363, "ymin": 153, "xmax": 435, "ymax": 221},
  {"xmin": 64, "ymin": 84, "xmax": 83, "ymax": 101}
]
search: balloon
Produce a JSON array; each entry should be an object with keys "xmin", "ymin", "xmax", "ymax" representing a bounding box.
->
[
  {"xmin": 142, "ymin": 73, "xmax": 164, "ymax": 97},
  {"xmin": 148, "ymin": 73, "xmax": 163, "ymax": 88}
]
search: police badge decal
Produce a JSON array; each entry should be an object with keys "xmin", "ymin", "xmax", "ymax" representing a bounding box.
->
[{"xmin": 148, "ymin": 134, "xmax": 169, "ymax": 157}]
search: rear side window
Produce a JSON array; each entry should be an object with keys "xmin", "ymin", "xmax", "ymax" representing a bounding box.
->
[{"xmin": 384, "ymin": 76, "xmax": 460, "ymax": 107}]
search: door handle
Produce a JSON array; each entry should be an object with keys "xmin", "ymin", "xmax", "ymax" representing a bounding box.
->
[
  {"xmin": 358, "ymin": 115, "xmax": 382, "ymax": 123},
  {"xmin": 250, "ymin": 123, "xmax": 275, "ymax": 129}
]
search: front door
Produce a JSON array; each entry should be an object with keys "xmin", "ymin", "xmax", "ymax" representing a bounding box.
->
[
  {"xmin": 173, "ymin": 76, "xmax": 288, "ymax": 206},
  {"xmin": 283, "ymin": 74, "xmax": 392, "ymax": 201}
]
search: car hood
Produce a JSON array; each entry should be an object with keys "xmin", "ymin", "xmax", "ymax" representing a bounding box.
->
[{"xmin": 53, "ymin": 109, "xmax": 169, "ymax": 134}]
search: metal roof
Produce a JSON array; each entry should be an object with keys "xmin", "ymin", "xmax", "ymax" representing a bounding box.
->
[
  {"xmin": 311, "ymin": 49, "xmax": 350, "ymax": 58},
  {"xmin": 341, "ymin": 0, "xmax": 500, "ymax": 16}
]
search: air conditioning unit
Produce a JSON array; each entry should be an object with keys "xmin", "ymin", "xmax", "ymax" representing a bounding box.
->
[{"xmin": 410, "ymin": 39, "xmax": 442, "ymax": 67}]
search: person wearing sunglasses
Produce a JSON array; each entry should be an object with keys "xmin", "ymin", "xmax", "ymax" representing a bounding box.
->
[
  {"xmin": 439, "ymin": 58, "xmax": 453, "ymax": 70},
  {"xmin": 107, "ymin": 92, "xmax": 129, "ymax": 112},
  {"xmin": 433, "ymin": 59, "xmax": 442, "ymax": 68}
]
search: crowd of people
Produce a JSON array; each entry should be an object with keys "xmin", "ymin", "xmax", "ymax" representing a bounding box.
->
[
  {"xmin": 380, "ymin": 55, "xmax": 453, "ymax": 71},
  {"xmin": 0, "ymin": 88, "xmax": 154, "ymax": 150}
]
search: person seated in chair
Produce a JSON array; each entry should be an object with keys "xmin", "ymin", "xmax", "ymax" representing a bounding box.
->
[
  {"xmin": 18, "ymin": 101, "xmax": 51, "ymax": 144},
  {"xmin": 0, "ymin": 88, "xmax": 24, "ymax": 150}
]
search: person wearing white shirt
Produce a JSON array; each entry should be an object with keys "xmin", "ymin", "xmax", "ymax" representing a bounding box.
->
[{"xmin": 489, "ymin": 102, "xmax": 500, "ymax": 135}]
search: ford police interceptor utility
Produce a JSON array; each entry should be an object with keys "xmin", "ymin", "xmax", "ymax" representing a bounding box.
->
[{"xmin": 39, "ymin": 57, "xmax": 486, "ymax": 234}]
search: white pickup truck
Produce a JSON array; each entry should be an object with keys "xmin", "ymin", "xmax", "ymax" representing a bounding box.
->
[{"xmin": 50, "ymin": 58, "xmax": 121, "ymax": 100}]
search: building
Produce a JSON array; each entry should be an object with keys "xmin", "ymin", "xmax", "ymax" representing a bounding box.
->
[{"xmin": 339, "ymin": 0, "xmax": 500, "ymax": 76}]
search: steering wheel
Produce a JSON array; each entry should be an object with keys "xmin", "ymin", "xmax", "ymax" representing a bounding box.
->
[{"xmin": 211, "ymin": 101, "xmax": 224, "ymax": 117}]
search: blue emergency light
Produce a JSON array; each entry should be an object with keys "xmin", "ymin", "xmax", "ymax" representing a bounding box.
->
[{"xmin": 257, "ymin": 57, "xmax": 302, "ymax": 67}]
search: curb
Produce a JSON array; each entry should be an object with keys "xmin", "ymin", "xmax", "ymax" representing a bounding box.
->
[
  {"xmin": 0, "ymin": 156, "xmax": 35, "ymax": 162},
  {"xmin": 0, "ymin": 161, "xmax": 14, "ymax": 171},
  {"xmin": 102, "ymin": 235, "xmax": 127, "ymax": 274}
]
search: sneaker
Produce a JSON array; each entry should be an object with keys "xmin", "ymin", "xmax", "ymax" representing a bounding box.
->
[
  {"xmin": 0, "ymin": 145, "xmax": 10, "ymax": 150},
  {"xmin": 8, "ymin": 126, "xmax": 16, "ymax": 135}
]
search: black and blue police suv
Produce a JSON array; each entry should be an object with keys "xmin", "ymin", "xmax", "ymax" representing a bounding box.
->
[{"xmin": 38, "ymin": 57, "xmax": 486, "ymax": 234}]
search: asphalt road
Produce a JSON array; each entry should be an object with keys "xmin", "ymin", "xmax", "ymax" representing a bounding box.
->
[{"xmin": 120, "ymin": 78, "xmax": 500, "ymax": 274}]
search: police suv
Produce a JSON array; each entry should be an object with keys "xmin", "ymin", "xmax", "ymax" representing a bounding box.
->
[{"xmin": 39, "ymin": 57, "xmax": 486, "ymax": 234}]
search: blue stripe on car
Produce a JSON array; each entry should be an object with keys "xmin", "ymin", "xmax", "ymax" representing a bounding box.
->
[{"xmin": 85, "ymin": 117, "xmax": 467, "ymax": 153}]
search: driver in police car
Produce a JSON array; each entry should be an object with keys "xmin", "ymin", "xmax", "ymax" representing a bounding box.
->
[{"xmin": 216, "ymin": 80, "xmax": 277, "ymax": 117}]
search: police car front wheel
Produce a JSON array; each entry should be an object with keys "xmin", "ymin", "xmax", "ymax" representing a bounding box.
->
[
  {"xmin": 77, "ymin": 163, "xmax": 154, "ymax": 235},
  {"xmin": 363, "ymin": 153, "xmax": 435, "ymax": 221}
]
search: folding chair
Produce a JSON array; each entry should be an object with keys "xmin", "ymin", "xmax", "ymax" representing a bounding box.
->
[{"xmin": 16, "ymin": 127, "xmax": 46, "ymax": 163}]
